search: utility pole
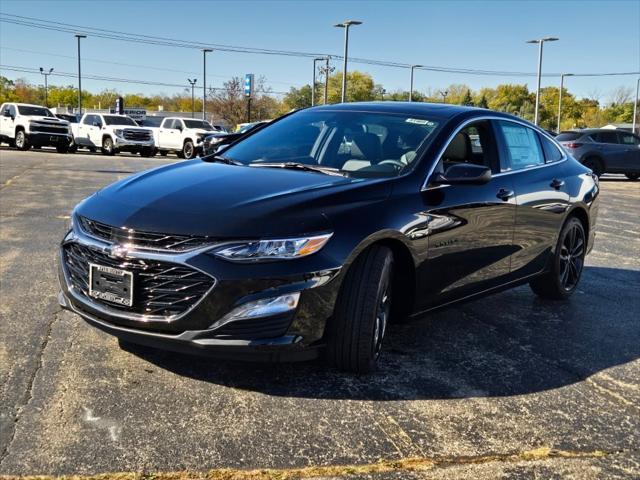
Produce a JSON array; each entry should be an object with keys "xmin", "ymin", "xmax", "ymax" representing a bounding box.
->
[
  {"xmin": 557, "ymin": 73, "xmax": 573, "ymax": 133},
  {"xmin": 526, "ymin": 37, "xmax": 559, "ymax": 125},
  {"xmin": 312, "ymin": 57, "xmax": 324, "ymax": 106},
  {"xmin": 633, "ymin": 77, "xmax": 639, "ymax": 135},
  {"xmin": 187, "ymin": 78, "xmax": 197, "ymax": 118},
  {"xmin": 39, "ymin": 67, "xmax": 54, "ymax": 107},
  {"xmin": 409, "ymin": 65, "xmax": 423, "ymax": 102},
  {"xmin": 202, "ymin": 48, "xmax": 212, "ymax": 120},
  {"xmin": 323, "ymin": 57, "xmax": 332, "ymax": 104},
  {"xmin": 74, "ymin": 34, "xmax": 86, "ymax": 115},
  {"xmin": 334, "ymin": 20, "xmax": 362, "ymax": 103}
]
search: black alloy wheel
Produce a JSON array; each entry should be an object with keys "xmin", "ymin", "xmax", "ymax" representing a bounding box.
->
[
  {"xmin": 327, "ymin": 245, "xmax": 394, "ymax": 373},
  {"xmin": 530, "ymin": 217, "xmax": 586, "ymax": 300}
]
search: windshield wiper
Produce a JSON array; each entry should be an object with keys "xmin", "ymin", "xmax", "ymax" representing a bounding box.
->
[
  {"xmin": 203, "ymin": 154, "xmax": 243, "ymax": 166},
  {"xmin": 250, "ymin": 162, "xmax": 346, "ymax": 176}
]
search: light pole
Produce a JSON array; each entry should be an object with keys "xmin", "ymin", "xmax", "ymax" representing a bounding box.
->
[
  {"xmin": 409, "ymin": 65, "xmax": 423, "ymax": 102},
  {"xmin": 526, "ymin": 36, "xmax": 559, "ymax": 125},
  {"xmin": 381, "ymin": 88, "xmax": 386, "ymax": 101},
  {"xmin": 312, "ymin": 57, "xmax": 324, "ymax": 106},
  {"xmin": 187, "ymin": 78, "xmax": 197, "ymax": 118},
  {"xmin": 440, "ymin": 90, "xmax": 449, "ymax": 103},
  {"xmin": 323, "ymin": 56, "xmax": 332, "ymax": 104},
  {"xmin": 74, "ymin": 33, "xmax": 86, "ymax": 115},
  {"xmin": 557, "ymin": 73, "xmax": 573, "ymax": 133},
  {"xmin": 201, "ymin": 48, "xmax": 213, "ymax": 120},
  {"xmin": 39, "ymin": 67, "xmax": 53, "ymax": 107},
  {"xmin": 633, "ymin": 77, "xmax": 639, "ymax": 135},
  {"xmin": 334, "ymin": 20, "xmax": 362, "ymax": 103}
]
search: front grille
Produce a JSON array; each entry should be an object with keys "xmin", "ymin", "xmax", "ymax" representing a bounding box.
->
[
  {"xmin": 214, "ymin": 314, "xmax": 293, "ymax": 339},
  {"xmin": 78, "ymin": 216, "xmax": 213, "ymax": 252},
  {"xmin": 122, "ymin": 129, "xmax": 152, "ymax": 141},
  {"xmin": 62, "ymin": 242, "xmax": 215, "ymax": 317},
  {"xmin": 31, "ymin": 123, "xmax": 68, "ymax": 134}
]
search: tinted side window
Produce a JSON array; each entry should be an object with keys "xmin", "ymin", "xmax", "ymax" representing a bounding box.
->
[
  {"xmin": 619, "ymin": 133, "xmax": 640, "ymax": 145},
  {"xmin": 82, "ymin": 115, "xmax": 93, "ymax": 125},
  {"xmin": 539, "ymin": 134, "xmax": 563, "ymax": 163},
  {"xmin": 496, "ymin": 121, "xmax": 545, "ymax": 170},
  {"xmin": 8, "ymin": 105, "xmax": 16, "ymax": 117},
  {"xmin": 595, "ymin": 131, "xmax": 619, "ymax": 144}
]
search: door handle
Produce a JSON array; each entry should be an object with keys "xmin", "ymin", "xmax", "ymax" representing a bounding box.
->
[
  {"xmin": 496, "ymin": 188, "xmax": 515, "ymax": 201},
  {"xmin": 550, "ymin": 178, "xmax": 565, "ymax": 189}
]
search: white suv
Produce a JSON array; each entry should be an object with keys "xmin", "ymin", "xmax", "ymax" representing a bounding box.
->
[
  {"xmin": 75, "ymin": 113, "xmax": 155, "ymax": 156},
  {"xmin": 153, "ymin": 117, "xmax": 221, "ymax": 159},
  {"xmin": 0, "ymin": 102, "xmax": 72, "ymax": 152}
]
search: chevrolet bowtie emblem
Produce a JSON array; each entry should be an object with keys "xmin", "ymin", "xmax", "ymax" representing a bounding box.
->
[{"xmin": 105, "ymin": 244, "xmax": 129, "ymax": 258}]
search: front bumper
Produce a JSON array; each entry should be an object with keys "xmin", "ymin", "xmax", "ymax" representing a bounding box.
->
[
  {"xmin": 28, "ymin": 132, "xmax": 72, "ymax": 147},
  {"xmin": 58, "ymin": 226, "xmax": 342, "ymax": 361},
  {"xmin": 113, "ymin": 137, "xmax": 154, "ymax": 152}
]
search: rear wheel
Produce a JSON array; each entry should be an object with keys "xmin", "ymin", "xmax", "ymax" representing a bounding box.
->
[
  {"xmin": 56, "ymin": 145, "xmax": 69, "ymax": 154},
  {"xmin": 326, "ymin": 245, "xmax": 394, "ymax": 373},
  {"xmin": 625, "ymin": 173, "xmax": 639, "ymax": 181},
  {"xmin": 15, "ymin": 130, "xmax": 29, "ymax": 150},
  {"xmin": 159, "ymin": 151, "xmax": 168, "ymax": 157},
  {"xmin": 101, "ymin": 137, "xmax": 115, "ymax": 155},
  {"xmin": 582, "ymin": 157, "xmax": 603, "ymax": 177},
  {"xmin": 530, "ymin": 217, "xmax": 586, "ymax": 300}
]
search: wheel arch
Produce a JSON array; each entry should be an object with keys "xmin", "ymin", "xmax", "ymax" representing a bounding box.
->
[
  {"xmin": 581, "ymin": 153, "xmax": 606, "ymax": 170},
  {"xmin": 565, "ymin": 205, "xmax": 590, "ymax": 243}
]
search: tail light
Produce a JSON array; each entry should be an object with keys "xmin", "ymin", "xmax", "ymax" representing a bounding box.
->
[{"xmin": 564, "ymin": 143, "xmax": 583, "ymax": 149}]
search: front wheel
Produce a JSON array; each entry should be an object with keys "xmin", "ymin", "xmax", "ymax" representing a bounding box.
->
[
  {"xmin": 101, "ymin": 137, "xmax": 115, "ymax": 155},
  {"xmin": 15, "ymin": 130, "xmax": 29, "ymax": 150},
  {"xmin": 582, "ymin": 157, "xmax": 603, "ymax": 178},
  {"xmin": 182, "ymin": 140, "xmax": 196, "ymax": 159},
  {"xmin": 530, "ymin": 217, "xmax": 586, "ymax": 300},
  {"xmin": 326, "ymin": 245, "xmax": 394, "ymax": 373},
  {"xmin": 625, "ymin": 173, "xmax": 639, "ymax": 181}
]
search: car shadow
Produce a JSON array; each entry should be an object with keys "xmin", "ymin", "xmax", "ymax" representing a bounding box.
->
[{"xmin": 122, "ymin": 266, "xmax": 639, "ymax": 400}]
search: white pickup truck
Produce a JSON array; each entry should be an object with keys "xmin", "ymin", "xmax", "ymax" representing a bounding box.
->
[
  {"xmin": 75, "ymin": 113, "xmax": 155, "ymax": 156},
  {"xmin": 0, "ymin": 102, "xmax": 73, "ymax": 152},
  {"xmin": 151, "ymin": 117, "xmax": 222, "ymax": 159}
]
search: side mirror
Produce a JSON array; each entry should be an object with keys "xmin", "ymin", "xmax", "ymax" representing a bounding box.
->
[
  {"xmin": 176, "ymin": 125, "xmax": 183, "ymax": 132},
  {"xmin": 93, "ymin": 121, "xmax": 102, "ymax": 128},
  {"xmin": 434, "ymin": 163, "xmax": 492, "ymax": 185}
]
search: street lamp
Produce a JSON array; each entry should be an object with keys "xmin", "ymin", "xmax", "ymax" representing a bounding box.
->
[
  {"xmin": 381, "ymin": 88, "xmax": 386, "ymax": 101},
  {"xmin": 312, "ymin": 57, "xmax": 325, "ymax": 106},
  {"xmin": 187, "ymin": 78, "xmax": 197, "ymax": 118},
  {"xmin": 74, "ymin": 33, "xmax": 86, "ymax": 115},
  {"xmin": 39, "ymin": 67, "xmax": 54, "ymax": 107},
  {"xmin": 526, "ymin": 36, "xmax": 559, "ymax": 125},
  {"xmin": 557, "ymin": 73, "xmax": 573, "ymax": 133},
  {"xmin": 201, "ymin": 48, "xmax": 213, "ymax": 120},
  {"xmin": 440, "ymin": 90, "xmax": 449, "ymax": 103},
  {"xmin": 633, "ymin": 77, "xmax": 639, "ymax": 135},
  {"xmin": 409, "ymin": 65, "xmax": 423, "ymax": 102},
  {"xmin": 334, "ymin": 20, "xmax": 362, "ymax": 103}
]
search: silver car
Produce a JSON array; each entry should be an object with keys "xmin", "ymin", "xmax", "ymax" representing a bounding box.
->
[{"xmin": 557, "ymin": 129, "xmax": 640, "ymax": 180}]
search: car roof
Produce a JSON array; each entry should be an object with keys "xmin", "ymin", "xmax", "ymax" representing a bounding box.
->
[
  {"xmin": 6, "ymin": 103, "xmax": 51, "ymax": 108},
  {"xmin": 308, "ymin": 101, "xmax": 503, "ymax": 120}
]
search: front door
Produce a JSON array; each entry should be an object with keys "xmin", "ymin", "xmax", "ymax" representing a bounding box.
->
[{"xmin": 415, "ymin": 120, "xmax": 517, "ymax": 310}]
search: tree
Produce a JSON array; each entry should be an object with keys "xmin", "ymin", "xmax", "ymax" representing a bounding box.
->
[
  {"xmin": 326, "ymin": 71, "xmax": 376, "ymax": 103},
  {"xmin": 282, "ymin": 84, "xmax": 312, "ymax": 110},
  {"xmin": 0, "ymin": 76, "xmax": 18, "ymax": 103},
  {"xmin": 477, "ymin": 94, "xmax": 489, "ymax": 109},
  {"xmin": 461, "ymin": 89, "xmax": 474, "ymax": 106}
]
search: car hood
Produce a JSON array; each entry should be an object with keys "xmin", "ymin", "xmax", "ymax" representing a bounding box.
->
[
  {"xmin": 29, "ymin": 115, "xmax": 69, "ymax": 125},
  {"xmin": 77, "ymin": 160, "xmax": 390, "ymax": 237}
]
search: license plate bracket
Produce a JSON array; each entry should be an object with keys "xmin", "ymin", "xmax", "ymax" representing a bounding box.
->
[{"xmin": 89, "ymin": 263, "xmax": 134, "ymax": 307}]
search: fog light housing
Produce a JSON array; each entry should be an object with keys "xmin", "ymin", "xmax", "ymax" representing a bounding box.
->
[{"xmin": 210, "ymin": 292, "xmax": 300, "ymax": 329}]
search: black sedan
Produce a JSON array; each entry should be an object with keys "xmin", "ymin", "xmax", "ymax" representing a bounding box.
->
[
  {"xmin": 58, "ymin": 102, "xmax": 599, "ymax": 373},
  {"xmin": 201, "ymin": 121, "xmax": 269, "ymax": 155}
]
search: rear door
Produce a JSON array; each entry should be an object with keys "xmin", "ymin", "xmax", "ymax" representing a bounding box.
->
[
  {"xmin": 416, "ymin": 119, "xmax": 517, "ymax": 309},
  {"xmin": 618, "ymin": 132, "xmax": 640, "ymax": 173},
  {"xmin": 494, "ymin": 120, "xmax": 570, "ymax": 278},
  {"xmin": 75, "ymin": 115, "xmax": 93, "ymax": 146},
  {"xmin": 594, "ymin": 131, "xmax": 628, "ymax": 171}
]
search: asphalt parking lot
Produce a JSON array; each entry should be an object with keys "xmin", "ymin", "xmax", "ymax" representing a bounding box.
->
[{"xmin": 0, "ymin": 148, "xmax": 638, "ymax": 479}]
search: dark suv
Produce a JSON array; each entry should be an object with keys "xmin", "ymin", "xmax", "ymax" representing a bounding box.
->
[{"xmin": 557, "ymin": 129, "xmax": 640, "ymax": 180}]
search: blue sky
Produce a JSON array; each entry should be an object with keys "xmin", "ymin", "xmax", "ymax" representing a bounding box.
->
[{"xmin": 1, "ymin": 0, "xmax": 638, "ymax": 102}]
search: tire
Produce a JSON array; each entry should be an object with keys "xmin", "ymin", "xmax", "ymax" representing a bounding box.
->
[
  {"xmin": 176, "ymin": 150, "xmax": 185, "ymax": 159},
  {"xmin": 15, "ymin": 130, "xmax": 29, "ymax": 151},
  {"xmin": 625, "ymin": 173, "xmax": 639, "ymax": 181},
  {"xmin": 139, "ymin": 148, "xmax": 152, "ymax": 157},
  {"xmin": 530, "ymin": 217, "xmax": 586, "ymax": 300},
  {"xmin": 101, "ymin": 136, "xmax": 115, "ymax": 155},
  {"xmin": 89, "ymin": 147, "xmax": 97, "ymax": 153},
  {"xmin": 326, "ymin": 245, "xmax": 394, "ymax": 373},
  {"xmin": 182, "ymin": 140, "xmax": 195, "ymax": 159},
  {"xmin": 56, "ymin": 145, "xmax": 69, "ymax": 154},
  {"xmin": 68, "ymin": 144, "xmax": 77, "ymax": 154},
  {"xmin": 582, "ymin": 157, "xmax": 603, "ymax": 178},
  {"xmin": 159, "ymin": 151, "xmax": 168, "ymax": 157}
]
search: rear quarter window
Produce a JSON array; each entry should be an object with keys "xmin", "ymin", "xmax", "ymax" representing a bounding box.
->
[{"xmin": 539, "ymin": 134, "xmax": 564, "ymax": 163}]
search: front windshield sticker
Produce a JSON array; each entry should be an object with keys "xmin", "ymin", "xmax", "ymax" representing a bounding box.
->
[{"xmin": 406, "ymin": 118, "xmax": 434, "ymax": 126}]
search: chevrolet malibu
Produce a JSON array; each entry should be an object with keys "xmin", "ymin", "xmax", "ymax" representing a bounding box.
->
[{"xmin": 58, "ymin": 103, "xmax": 599, "ymax": 373}]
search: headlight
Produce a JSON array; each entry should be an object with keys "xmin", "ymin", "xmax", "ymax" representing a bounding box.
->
[
  {"xmin": 212, "ymin": 233, "xmax": 333, "ymax": 262},
  {"xmin": 114, "ymin": 129, "xmax": 124, "ymax": 137}
]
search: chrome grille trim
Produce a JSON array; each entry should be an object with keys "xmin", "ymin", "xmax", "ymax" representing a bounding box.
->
[
  {"xmin": 77, "ymin": 215, "xmax": 215, "ymax": 252},
  {"xmin": 122, "ymin": 129, "xmax": 153, "ymax": 141}
]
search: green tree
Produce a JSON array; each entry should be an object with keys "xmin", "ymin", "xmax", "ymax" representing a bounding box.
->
[
  {"xmin": 461, "ymin": 89, "xmax": 474, "ymax": 106},
  {"xmin": 282, "ymin": 84, "xmax": 312, "ymax": 110}
]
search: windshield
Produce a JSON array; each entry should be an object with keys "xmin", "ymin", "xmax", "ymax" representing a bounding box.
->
[
  {"xmin": 222, "ymin": 111, "xmax": 439, "ymax": 178},
  {"xmin": 183, "ymin": 119, "xmax": 213, "ymax": 129},
  {"xmin": 18, "ymin": 106, "xmax": 54, "ymax": 117},
  {"xmin": 103, "ymin": 115, "xmax": 138, "ymax": 126}
]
